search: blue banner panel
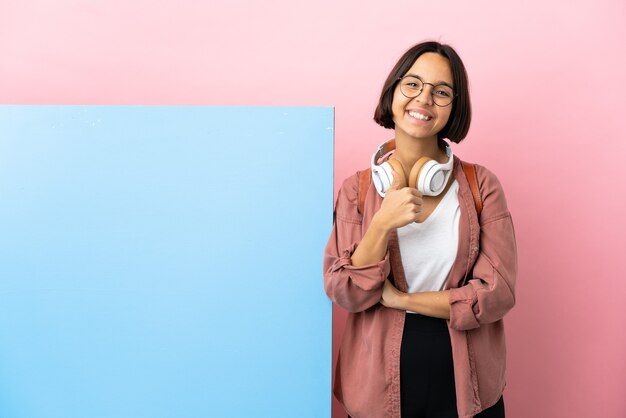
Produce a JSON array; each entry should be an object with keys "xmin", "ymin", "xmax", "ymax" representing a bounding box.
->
[{"xmin": 0, "ymin": 106, "xmax": 333, "ymax": 418}]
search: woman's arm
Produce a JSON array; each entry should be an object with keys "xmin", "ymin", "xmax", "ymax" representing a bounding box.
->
[
  {"xmin": 447, "ymin": 165, "xmax": 517, "ymax": 330},
  {"xmin": 323, "ymin": 174, "xmax": 390, "ymax": 313},
  {"xmin": 323, "ymin": 170, "xmax": 423, "ymax": 312},
  {"xmin": 380, "ymin": 280, "xmax": 450, "ymax": 319},
  {"xmin": 351, "ymin": 170, "xmax": 423, "ymax": 266}
]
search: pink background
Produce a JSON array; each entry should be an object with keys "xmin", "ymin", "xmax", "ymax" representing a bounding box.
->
[{"xmin": 2, "ymin": 1, "xmax": 625, "ymax": 417}]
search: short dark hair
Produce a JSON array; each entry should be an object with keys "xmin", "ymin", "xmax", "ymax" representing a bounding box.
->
[{"xmin": 373, "ymin": 41, "xmax": 472, "ymax": 144}]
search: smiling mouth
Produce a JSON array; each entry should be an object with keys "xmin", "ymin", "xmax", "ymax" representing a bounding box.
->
[{"xmin": 407, "ymin": 110, "xmax": 432, "ymax": 121}]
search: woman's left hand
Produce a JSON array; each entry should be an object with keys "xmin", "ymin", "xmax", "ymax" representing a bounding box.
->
[{"xmin": 381, "ymin": 279, "xmax": 406, "ymax": 310}]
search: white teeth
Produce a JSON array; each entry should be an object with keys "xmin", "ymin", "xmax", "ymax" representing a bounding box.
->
[{"xmin": 408, "ymin": 111, "xmax": 432, "ymax": 121}]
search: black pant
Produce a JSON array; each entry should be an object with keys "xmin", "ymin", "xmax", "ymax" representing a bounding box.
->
[
  {"xmin": 399, "ymin": 313, "xmax": 505, "ymax": 418},
  {"xmin": 350, "ymin": 399, "xmax": 504, "ymax": 418},
  {"xmin": 349, "ymin": 314, "xmax": 505, "ymax": 418}
]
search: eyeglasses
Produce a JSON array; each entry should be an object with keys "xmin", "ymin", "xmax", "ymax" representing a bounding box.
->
[{"xmin": 397, "ymin": 75, "xmax": 456, "ymax": 107}]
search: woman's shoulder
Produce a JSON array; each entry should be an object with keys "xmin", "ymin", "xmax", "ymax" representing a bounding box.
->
[
  {"xmin": 334, "ymin": 167, "xmax": 375, "ymax": 223},
  {"xmin": 455, "ymin": 156, "xmax": 504, "ymax": 192},
  {"xmin": 338, "ymin": 170, "xmax": 360, "ymax": 191},
  {"xmin": 334, "ymin": 170, "xmax": 362, "ymax": 215},
  {"xmin": 338, "ymin": 166, "xmax": 374, "ymax": 197},
  {"xmin": 455, "ymin": 156, "xmax": 511, "ymax": 222}
]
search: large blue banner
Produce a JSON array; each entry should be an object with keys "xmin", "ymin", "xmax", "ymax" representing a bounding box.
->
[{"xmin": 0, "ymin": 106, "xmax": 333, "ymax": 418}]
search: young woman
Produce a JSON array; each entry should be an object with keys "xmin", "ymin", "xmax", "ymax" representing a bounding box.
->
[{"xmin": 323, "ymin": 41, "xmax": 517, "ymax": 418}]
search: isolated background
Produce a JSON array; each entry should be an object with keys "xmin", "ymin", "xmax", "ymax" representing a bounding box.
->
[{"xmin": 1, "ymin": 0, "xmax": 625, "ymax": 417}]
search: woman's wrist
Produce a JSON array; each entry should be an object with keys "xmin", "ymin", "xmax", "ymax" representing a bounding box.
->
[
  {"xmin": 393, "ymin": 290, "xmax": 409, "ymax": 310},
  {"xmin": 370, "ymin": 212, "xmax": 392, "ymax": 236}
]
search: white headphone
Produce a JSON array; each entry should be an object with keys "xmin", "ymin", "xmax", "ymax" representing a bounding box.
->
[{"xmin": 371, "ymin": 139, "xmax": 454, "ymax": 197}]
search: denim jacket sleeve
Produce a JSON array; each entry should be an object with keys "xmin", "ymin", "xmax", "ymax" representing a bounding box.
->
[
  {"xmin": 323, "ymin": 173, "xmax": 391, "ymax": 313},
  {"xmin": 448, "ymin": 165, "xmax": 518, "ymax": 331}
]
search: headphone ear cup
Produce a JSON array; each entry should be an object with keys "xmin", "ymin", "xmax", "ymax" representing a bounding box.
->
[
  {"xmin": 387, "ymin": 158, "xmax": 407, "ymax": 188},
  {"xmin": 408, "ymin": 157, "xmax": 433, "ymax": 192},
  {"xmin": 373, "ymin": 162, "xmax": 393, "ymax": 195}
]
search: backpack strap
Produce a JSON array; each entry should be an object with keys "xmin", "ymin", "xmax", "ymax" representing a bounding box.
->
[
  {"xmin": 358, "ymin": 163, "xmax": 483, "ymax": 217},
  {"xmin": 357, "ymin": 168, "xmax": 371, "ymax": 215},
  {"xmin": 461, "ymin": 161, "xmax": 483, "ymax": 217}
]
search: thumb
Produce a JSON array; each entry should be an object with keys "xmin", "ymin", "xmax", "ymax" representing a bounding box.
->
[
  {"xmin": 389, "ymin": 168, "xmax": 403, "ymax": 191},
  {"xmin": 387, "ymin": 158, "xmax": 405, "ymax": 191}
]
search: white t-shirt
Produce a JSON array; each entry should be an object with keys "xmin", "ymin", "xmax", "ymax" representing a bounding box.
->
[{"xmin": 396, "ymin": 180, "xmax": 460, "ymax": 306}]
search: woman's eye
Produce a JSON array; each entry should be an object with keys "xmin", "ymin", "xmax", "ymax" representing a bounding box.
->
[{"xmin": 435, "ymin": 90, "xmax": 451, "ymax": 97}]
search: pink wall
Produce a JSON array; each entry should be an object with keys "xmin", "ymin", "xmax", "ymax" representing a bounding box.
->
[{"xmin": 2, "ymin": 1, "xmax": 625, "ymax": 417}]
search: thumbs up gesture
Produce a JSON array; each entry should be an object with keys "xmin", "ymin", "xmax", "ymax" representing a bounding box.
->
[
  {"xmin": 375, "ymin": 166, "xmax": 423, "ymax": 230},
  {"xmin": 387, "ymin": 165, "xmax": 405, "ymax": 193}
]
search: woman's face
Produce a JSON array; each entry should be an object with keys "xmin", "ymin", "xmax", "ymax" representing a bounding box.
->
[{"xmin": 391, "ymin": 52, "xmax": 454, "ymax": 142}]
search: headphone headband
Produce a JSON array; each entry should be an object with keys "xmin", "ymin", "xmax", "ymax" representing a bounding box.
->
[{"xmin": 370, "ymin": 139, "xmax": 397, "ymax": 168}]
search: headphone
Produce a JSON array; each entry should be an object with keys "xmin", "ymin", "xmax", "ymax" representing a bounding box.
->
[{"xmin": 371, "ymin": 139, "xmax": 454, "ymax": 197}]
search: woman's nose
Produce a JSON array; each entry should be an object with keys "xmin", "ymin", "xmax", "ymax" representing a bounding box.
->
[{"xmin": 414, "ymin": 86, "xmax": 434, "ymax": 106}]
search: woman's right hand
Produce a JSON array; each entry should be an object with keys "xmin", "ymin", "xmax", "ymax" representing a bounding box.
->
[
  {"xmin": 373, "ymin": 168, "xmax": 423, "ymax": 231},
  {"xmin": 350, "ymin": 168, "xmax": 423, "ymax": 267}
]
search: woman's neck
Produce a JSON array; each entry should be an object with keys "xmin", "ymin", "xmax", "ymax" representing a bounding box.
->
[{"xmin": 392, "ymin": 132, "xmax": 447, "ymax": 173}]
